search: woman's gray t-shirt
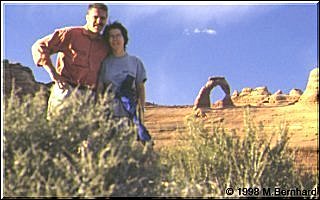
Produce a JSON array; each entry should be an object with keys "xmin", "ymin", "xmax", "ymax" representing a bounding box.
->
[{"xmin": 99, "ymin": 53, "xmax": 147, "ymax": 117}]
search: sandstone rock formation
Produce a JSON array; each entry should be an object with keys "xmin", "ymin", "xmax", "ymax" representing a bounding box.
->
[
  {"xmin": 4, "ymin": 59, "xmax": 50, "ymax": 98},
  {"xmin": 231, "ymin": 86, "xmax": 303, "ymax": 106},
  {"xmin": 230, "ymin": 68, "xmax": 318, "ymax": 106},
  {"xmin": 193, "ymin": 76, "xmax": 233, "ymax": 116},
  {"xmin": 192, "ymin": 71, "xmax": 314, "ymax": 116},
  {"xmin": 231, "ymin": 86, "xmax": 271, "ymax": 106},
  {"xmin": 196, "ymin": 71, "xmax": 317, "ymax": 108},
  {"xmin": 299, "ymin": 67, "xmax": 319, "ymax": 104}
]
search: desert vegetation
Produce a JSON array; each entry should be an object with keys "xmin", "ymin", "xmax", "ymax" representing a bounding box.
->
[{"xmin": 4, "ymin": 88, "xmax": 318, "ymax": 197}]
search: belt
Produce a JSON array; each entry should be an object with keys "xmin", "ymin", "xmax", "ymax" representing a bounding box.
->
[{"xmin": 67, "ymin": 82, "xmax": 94, "ymax": 91}]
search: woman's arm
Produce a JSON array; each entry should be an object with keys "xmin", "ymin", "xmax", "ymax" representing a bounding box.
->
[{"xmin": 137, "ymin": 83, "xmax": 146, "ymax": 122}]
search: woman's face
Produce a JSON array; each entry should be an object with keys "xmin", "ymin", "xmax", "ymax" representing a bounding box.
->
[{"xmin": 108, "ymin": 28, "xmax": 124, "ymax": 52}]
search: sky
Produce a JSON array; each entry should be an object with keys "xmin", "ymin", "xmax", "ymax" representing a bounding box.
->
[{"xmin": 2, "ymin": 1, "xmax": 319, "ymax": 106}]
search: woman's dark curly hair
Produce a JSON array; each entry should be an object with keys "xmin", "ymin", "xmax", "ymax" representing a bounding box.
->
[{"xmin": 103, "ymin": 21, "xmax": 129, "ymax": 50}]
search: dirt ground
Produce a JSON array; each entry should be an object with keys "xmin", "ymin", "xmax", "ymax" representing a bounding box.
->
[{"xmin": 144, "ymin": 102, "xmax": 319, "ymax": 173}]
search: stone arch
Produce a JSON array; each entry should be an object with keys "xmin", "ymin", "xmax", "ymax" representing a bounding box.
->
[{"xmin": 193, "ymin": 76, "xmax": 233, "ymax": 111}]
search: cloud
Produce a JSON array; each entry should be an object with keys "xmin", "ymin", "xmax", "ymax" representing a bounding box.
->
[
  {"xmin": 202, "ymin": 28, "xmax": 217, "ymax": 35},
  {"xmin": 183, "ymin": 28, "xmax": 217, "ymax": 35},
  {"xmin": 109, "ymin": 5, "xmax": 164, "ymax": 27},
  {"xmin": 194, "ymin": 28, "xmax": 201, "ymax": 33},
  {"xmin": 109, "ymin": 4, "xmax": 267, "ymax": 28}
]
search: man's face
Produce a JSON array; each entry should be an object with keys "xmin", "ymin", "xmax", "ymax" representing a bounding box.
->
[{"xmin": 86, "ymin": 8, "xmax": 107, "ymax": 34}]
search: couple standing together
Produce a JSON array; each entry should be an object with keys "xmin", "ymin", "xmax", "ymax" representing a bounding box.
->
[{"xmin": 31, "ymin": 3, "xmax": 150, "ymax": 141}]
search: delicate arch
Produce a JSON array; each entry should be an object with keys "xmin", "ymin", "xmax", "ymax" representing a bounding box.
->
[{"xmin": 193, "ymin": 76, "xmax": 233, "ymax": 109}]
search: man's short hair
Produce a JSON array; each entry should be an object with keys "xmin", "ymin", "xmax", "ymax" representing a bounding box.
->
[{"xmin": 88, "ymin": 3, "xmax": 108, "ymax": 13}]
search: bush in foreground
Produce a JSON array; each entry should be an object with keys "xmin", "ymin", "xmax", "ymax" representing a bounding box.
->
[
  {"xmin": 4, "ymin": 89, "xmax": 318, "ymax": 197},
  {"xmin": 159, "ymin": 108, "xmax": 318, "ymax": 197},
  {"xmin": 4, "ymin": 88, "xmax": 159, "ymax": 197}
]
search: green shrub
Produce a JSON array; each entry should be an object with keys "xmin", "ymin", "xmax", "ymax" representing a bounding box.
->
[
  {"xmin": 159, "ymin": 107, "xmax": 318, "ymax": 197},
  {"xmin": 4, "ymin": 88, "xmax": 159, "ymax": 197},
  {"xmin": 4, "ymin": 88, "xmax": 318, "ymax": 198}
]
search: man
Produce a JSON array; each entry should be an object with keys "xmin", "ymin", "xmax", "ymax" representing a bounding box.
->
[{"xmin": 32, "ymin": 3, "xmax": 109, "ymax": 118}]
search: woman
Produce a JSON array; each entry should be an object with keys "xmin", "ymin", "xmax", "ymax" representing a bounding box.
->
[{"xmin": 97, "ymin": 21, "xmax": 151, "ymax": 142}]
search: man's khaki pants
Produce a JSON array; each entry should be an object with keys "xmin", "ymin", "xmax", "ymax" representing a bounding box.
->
[{"xmin": 47, "ymin": 83, "xmax": 94, "ymax": 120}]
